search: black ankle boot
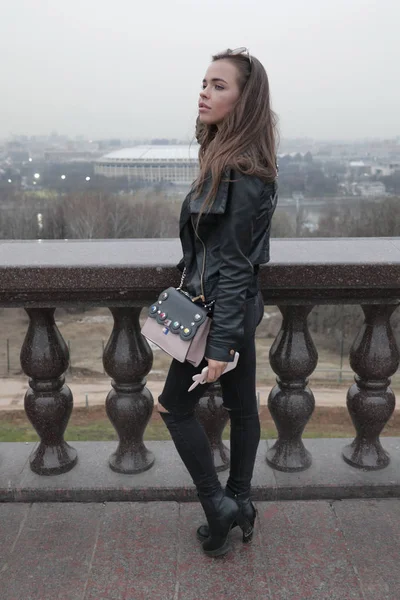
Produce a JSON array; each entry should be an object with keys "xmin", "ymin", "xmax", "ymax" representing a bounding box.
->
[
  {"xmin": 198, "ymin": 489, "xmax": 240, "ymax": 557},
  {"xmin": 197, "ymin": 488, "xmax": 257, "ymax": 544}
]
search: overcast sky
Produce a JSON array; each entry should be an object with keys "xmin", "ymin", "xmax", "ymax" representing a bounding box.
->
[{"xmin": 1, "ymin": 0, "xmax": 399, "ymax": 141}]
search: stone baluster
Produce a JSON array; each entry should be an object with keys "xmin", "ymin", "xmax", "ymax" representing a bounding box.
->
[
  {"xmin": 104, "ymin": 307, "xmax": 155, "ymax": 474},
  {"xmin": 342, "ymin": 304, "xmax": 399, "ymax": 470},
  {"xmin": 267, "ymin": 305, "xmax": 318, "ymax": 472},
  {"xmin": 20, "ymin": 308, "xmax": 77, "ymax": 475},
  {"xmin": 195, "ymin": 381, "xmax": 230, "ymax": 472}
]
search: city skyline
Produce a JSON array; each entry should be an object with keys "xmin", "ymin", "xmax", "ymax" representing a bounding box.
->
[
  {"xmin": 1, "ymin": 0, "xmax": 399, "ymax": 141},
  {"xmin": 3, "ymin": 132, "xmax": 400, "ymax": 147}
]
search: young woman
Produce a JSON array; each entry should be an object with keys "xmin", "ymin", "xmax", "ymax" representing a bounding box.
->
[{"xmin": 157, "ymin": 47, "xmax": 278, "ymax": 557}]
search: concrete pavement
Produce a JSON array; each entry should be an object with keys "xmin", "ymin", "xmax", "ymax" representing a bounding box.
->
[{"xmin": 1, "ymin": 498, "xmax": 399, "ymax": 599}]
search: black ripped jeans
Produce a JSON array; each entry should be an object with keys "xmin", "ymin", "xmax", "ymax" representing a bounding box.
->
[{"xmin": 158, "ymin": 291, "xmax": 264, "ymax": 497}]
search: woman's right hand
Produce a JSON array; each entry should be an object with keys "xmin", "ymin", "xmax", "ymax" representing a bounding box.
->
[{"xmin": 205, "ymin": 358, "xmax": 228, "ymax": 382}]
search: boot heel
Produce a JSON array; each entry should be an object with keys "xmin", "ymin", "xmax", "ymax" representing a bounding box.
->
[
  {"xmin": 236, "ymin": 513, "xmax": 254, "ymax": 543},
  {"xmin": 242, "ymin": 526, "xmax": 254, "ymax": 543},
  {"xmin": 236, "ymin": 504, "xmax": 257, "ymax": 543}
]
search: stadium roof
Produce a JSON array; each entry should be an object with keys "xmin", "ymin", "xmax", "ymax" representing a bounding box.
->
[{"xmin": 98, "ymin": 145, "xmax": 200, "ymax": 161}]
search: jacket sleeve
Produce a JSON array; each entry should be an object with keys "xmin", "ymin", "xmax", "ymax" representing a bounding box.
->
[{"xmin": 205, "ymin": 173, "xmax": 262, "ymax": 362}]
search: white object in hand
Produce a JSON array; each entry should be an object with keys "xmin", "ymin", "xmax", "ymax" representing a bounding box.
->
[{"xmin": 188, "ymin": 352, "xmax": 240, "ymax": 392}]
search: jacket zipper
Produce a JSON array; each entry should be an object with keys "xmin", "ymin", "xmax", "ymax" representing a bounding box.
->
[{"xmin": 191, "ymin": 215, "xmax": 206, "ymax": 303}]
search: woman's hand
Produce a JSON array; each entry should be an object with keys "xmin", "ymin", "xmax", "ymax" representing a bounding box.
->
[{"xmin": 205, "ymin": 358, "xmax": 228, "ymax": 383}]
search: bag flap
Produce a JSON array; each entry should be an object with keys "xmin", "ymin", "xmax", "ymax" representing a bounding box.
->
[{"xmin": 148, "ymin": 287, "xmax": 208, "ymax": 341}]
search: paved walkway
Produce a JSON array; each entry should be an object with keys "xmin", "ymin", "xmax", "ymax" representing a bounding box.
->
[
  {"xmin": 1, "ymin": 499, "xmax": 400, "ymax": 600},
  {"xmin": 2, "ymin": 376, "xmax": 398, "ymax": 410}
]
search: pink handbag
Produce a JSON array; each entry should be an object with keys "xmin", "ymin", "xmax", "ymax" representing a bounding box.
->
[{"xmin": 141, "ymin": 273, "xmax": 212, "ymax": 367}]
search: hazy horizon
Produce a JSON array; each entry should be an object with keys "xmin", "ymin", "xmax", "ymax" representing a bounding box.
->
[{"xmin": 1, "ymin": 0, "xmax": 399, "ymax": 141}]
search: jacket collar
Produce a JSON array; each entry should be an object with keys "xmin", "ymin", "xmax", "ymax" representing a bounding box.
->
[{"xmin": 188, "ymin": 169, "xmax": 231, "ymax": 215}]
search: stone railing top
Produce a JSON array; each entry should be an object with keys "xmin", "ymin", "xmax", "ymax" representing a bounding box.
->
[{"xmin": 1, "ymin": 237, "xmax": 400, "ymax": 306}]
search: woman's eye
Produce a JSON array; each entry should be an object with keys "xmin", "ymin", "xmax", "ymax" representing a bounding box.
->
[{"xmin": 201, "ymin": 84, "xmax": 224, "ymax": 90}]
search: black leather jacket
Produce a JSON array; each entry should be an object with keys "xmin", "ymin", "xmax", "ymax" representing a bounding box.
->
[{"xmin": 177, "ymin": 169, "xmax": 278, "ymax": 362}]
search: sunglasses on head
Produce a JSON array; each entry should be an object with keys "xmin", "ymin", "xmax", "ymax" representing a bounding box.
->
[{"xmin": 228, "ymin": 47, "xmax": 252, "ymax": 66}]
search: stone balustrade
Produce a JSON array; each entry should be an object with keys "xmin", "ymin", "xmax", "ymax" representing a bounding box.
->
[{"xmin": 1, "ymin": 237, "xmax": 400, "ymax": 477}]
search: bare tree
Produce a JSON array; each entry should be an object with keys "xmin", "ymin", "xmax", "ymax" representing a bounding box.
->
[
  {"xmin": 270, "ymin": 210, "xmax": 296, "ymax": 237},
  {"xmin": 61, "ymin": 191, "xmax": 110, "ymax": 239}
]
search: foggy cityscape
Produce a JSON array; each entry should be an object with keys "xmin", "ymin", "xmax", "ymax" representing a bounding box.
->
[
  {"xmin": 1, "ymin": 0, "xmax": 399, "ymax": 242},
  {"xmin": 1, "ymin": 132, "xmax": 400, "ymax": 240}
]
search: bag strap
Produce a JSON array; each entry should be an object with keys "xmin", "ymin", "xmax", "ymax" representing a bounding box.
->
[
  {"xmin": 176, "ymin": 267, "xmax": 187, "ymax": 291},
  {"xmin": 176, "ymin": 266, "xmax": 215, "ymax": 309}
]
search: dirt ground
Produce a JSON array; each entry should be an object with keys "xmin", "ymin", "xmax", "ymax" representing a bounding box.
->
[
  {"xmin": 1, "ymin": 305, "xmax": 399, "ymax": 415},
  {"xmin": 0, "ymin": 375, "xmax": 378, "ymax": 411},
  {"xmin": 0, "ymin": 305, "xmax": 377, "ymax": 383},
  {"xmin": 0, "ymin": 305, "xmax": 349, "ymax": 379}
]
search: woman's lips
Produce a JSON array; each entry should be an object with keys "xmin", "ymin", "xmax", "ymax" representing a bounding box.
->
[{"xmin": 199, "ymin": 102, "xmax": 211, "ymax": 110}]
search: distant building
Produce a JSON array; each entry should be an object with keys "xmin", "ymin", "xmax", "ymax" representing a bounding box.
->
[
  {"xmin": 370, "ymin": 164, "xmax": 400, "ymax": 177},
  {"xmin": 7, "ymin": 150, "xmax": 30, "ymax": 163},
  {"xmin": 356, "ymin": 181, "xmax": 386, "ymax": 197},
  {"xmin": 348, "ymin": 161, "xmax": 372, "ymax": 177},
  {"xmin": 94, "ymin": 145, "xmax": 200, "ymax": 184},
  {"xmin": 44, "ymin": 150, "xmax": 101, "ymax": 163}
]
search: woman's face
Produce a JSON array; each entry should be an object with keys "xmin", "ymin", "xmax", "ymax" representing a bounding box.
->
[{"xmin": 198, "ymin": 59, "xmax": 241, "ymax": 126}]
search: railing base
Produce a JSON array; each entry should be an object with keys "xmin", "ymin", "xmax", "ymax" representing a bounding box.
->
[
  {"xmin": 108, "ymin": 445, "xmax": 155, "ymax": 474},
  {"xmin": 342, "ymin": 439, "xmax": 391, "ymax": 471},
  {"xmin": 29, "ymin": 442, "xmax": 78, "ymax": 476},
  {"xmin": 2, "ymin": 438, "xmax": 400, "ymax": 503}
]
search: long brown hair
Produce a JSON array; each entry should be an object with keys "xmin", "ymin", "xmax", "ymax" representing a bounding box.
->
[{"xmin": 194, "ymin": 49, "xmax": 278, "ymax": 216}]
